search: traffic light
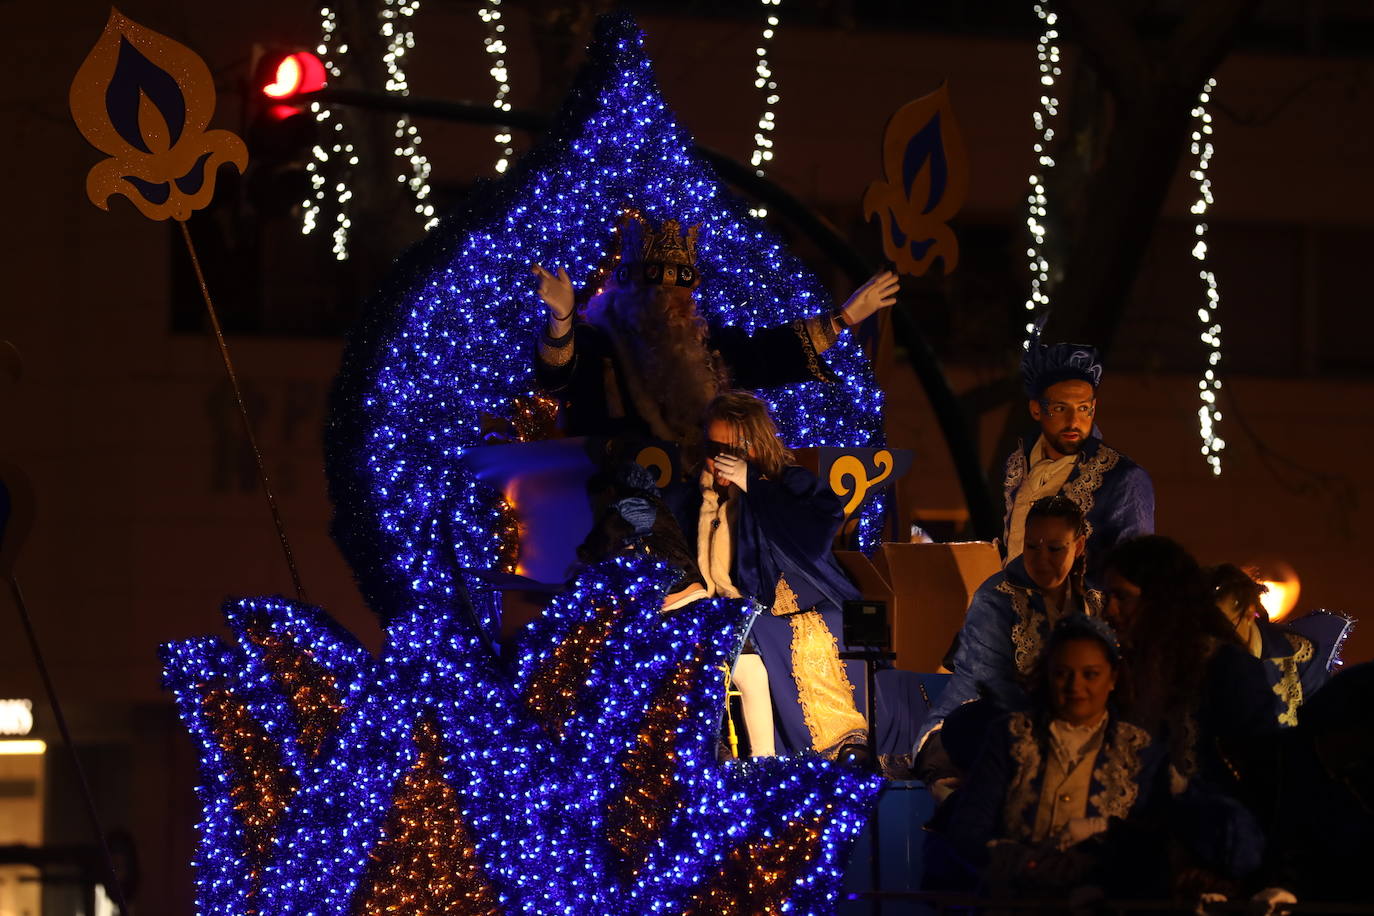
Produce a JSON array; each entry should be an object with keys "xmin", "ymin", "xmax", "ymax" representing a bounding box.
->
[
  {"xmin": 244, "ymin": 46, "xmax": 326, "ymax": 215},
  {"xmin": 256, "ymin": 49, "xmax": 327, "ymax": 120}
]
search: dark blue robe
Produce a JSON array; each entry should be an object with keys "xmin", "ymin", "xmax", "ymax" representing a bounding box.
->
[
  {"xmin": 1256, "ymin": 610, "xmax": 1353, "ymax": 727},
  {"xmin": 665, "ymin": 464, "xmax": 865, "ymax": 755},
  {"xmin": 1001, "ymin": 433, "xmax": 1154, "ymax": 584},
  {"xmin": 943, "ymin": 711, "xmax": 1166, "ymax": 894},
  {"xmin": 535, "ymin": 320, "xmax": 831, "ymax": 439},
  {"xmin": 915, "ymin": 559, "xmax": 1102, "ymax": 754}
]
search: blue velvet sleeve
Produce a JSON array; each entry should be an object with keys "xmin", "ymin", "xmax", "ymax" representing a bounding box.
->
[
  {"xmin": 742, "ymin": 465, "xmax": 846, "ymax": 563},
  {"xmin": 1204, "ymin": 643, "xmax": 1281, "ymax": 741},
  {"xmin": 1105, "ymin": 463, "xmax": 1155, "ymax": 543},
  {"xmin": 916, "ymin": 576, "xmax": 1017, "ymax": 749}
]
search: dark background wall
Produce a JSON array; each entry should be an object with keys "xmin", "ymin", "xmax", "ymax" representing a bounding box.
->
[{"xmin": 1, "ymin": 1, "xmax": 1370, "ymax": 910}]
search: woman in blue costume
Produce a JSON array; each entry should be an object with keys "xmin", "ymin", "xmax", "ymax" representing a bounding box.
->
[
  {"xmin": 1209, "ymin": 563, "xmax": 1345, "ymax": 728},
  {"xmin": 1103, "ymin": 536, "xmax": 1277, "ymax": 894},
  {"xmin": 914, "ymin": 496, "xmax": 1102, "ymax": 790},
  {"xmin": 664, "ymin": 390, "xmax": 867, "ymax": 758},
  {"xmin": 943, "ymin": 615, "xmax": 1166, "ymax": 898}
]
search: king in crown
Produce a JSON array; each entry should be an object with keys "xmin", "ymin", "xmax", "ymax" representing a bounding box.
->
[
  {"xmin": 534, "ymin": 207, "xmax": 899, "ymax": 447},
  {"xmin": 613, "ymin": 210, "xmax": 701, "ymax": 289}
]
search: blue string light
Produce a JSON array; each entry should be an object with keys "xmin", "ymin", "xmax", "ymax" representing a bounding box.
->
[
  {"xmin": 163, "ymin": 14, "xmax": 886, "ymax": 913},
  {"xmin": 326, "ymin": 13, "xmax": 886, "ymax": 623},
  {"xmin": 163, "ymin": 559, "xmax": 881, "ymax": 913}
]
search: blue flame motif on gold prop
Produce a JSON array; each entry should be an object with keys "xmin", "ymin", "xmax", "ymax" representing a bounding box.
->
[
  {"xmin": 162, "ymin": 14, "xmax": 883, "ymax": 915},
  {"xmin": 69, "ymin": 8, "xmax": 246, "ymax": 221},
  {"xmin": 863, "ymin": 83, "xmax": 968, "ymax": 276}
]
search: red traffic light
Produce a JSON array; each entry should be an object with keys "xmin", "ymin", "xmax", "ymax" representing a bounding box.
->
[{"xmin": 257, "ymin": 50, "xmax": 327, "ymax": 118}]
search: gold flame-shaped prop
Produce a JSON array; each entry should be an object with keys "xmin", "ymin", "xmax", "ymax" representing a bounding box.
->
[
  {"xmin": 828, "ymin": 450, "xmax": 895, "ymax": 517},
  {"xmin": 862, "ymin": 83, "xmax": 969, "ymax": 277},
  {"xmin": 69, "ymin": 7, "xmax": 246, "ymax": 221}
]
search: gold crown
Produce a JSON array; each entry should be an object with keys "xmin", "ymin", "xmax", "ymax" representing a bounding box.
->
[{"xmin": 612, "ymin": 209, "xmax": 701, "ymax": 289}]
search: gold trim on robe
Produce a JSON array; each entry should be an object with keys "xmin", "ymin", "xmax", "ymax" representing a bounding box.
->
[
  {"xmin": 537, "ymin": 332, "xmax": 573, "ymax": 368},
  {"xmin": 776, "ymin": 577, "xmax": 868, "ymax": 755},
  {"xmin": 1270, "ymin": 632, "xmax": 1315, "ymax": 727}
]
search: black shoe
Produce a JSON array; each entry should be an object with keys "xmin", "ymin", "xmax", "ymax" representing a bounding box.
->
[{"xmin": 835, "ymin": 742, "xmax": 876, "ymax": 772}]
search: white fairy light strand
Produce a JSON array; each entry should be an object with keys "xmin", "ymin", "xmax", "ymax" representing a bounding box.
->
[
  {"xmin": 1190, "ymin": 76, "xmax": 1225, "ymax": 475},
  {"xmin": 304, "ymin": 5, "xmax": 356, "ymax": 260},
  {"xmin": 381, "ymin": 0, "xmax": 437, "ymax": 230},
  {"xmin": 748, "ymin": 0, "xmax": 782, "ymax": 219},
  {"xmin": 1023, "ymin": 2, "xmax": 1061, "ymax": 347},
  {"xmin": 479, "ymin": 0, "xmax": 515, "ymax": 174}
]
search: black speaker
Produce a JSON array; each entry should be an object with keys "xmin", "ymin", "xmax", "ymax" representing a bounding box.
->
[{"xmin": 842, "ymin": 599, "xmax": 890, "ymax": 649}]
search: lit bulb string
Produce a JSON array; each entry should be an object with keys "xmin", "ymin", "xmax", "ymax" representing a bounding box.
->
[
  {"xmin": 747, "ymin": 0, "xmax": 782, "ymax": 219},
  {"xmin": 161, "ymin": 559, "xmax": 880, "ymax": 914},
  {"xmin": 1023, "ymin": 2, "xmax": 1062, "ymax": 347},
  {"xmin": 324, "ymin": 13, "xmax": 888, "ymax": 632},
  {"xmin": 381, "ymin": 0, "xmax": 438, "ymax": 231},
  {"xmin": 302, "ymin": 3, "xmax": 436, "ymax": 260},
  {"xmin": 479, "ymin": 0, "xmax": 515, "ymax": 174},
  {"xmin": 303, "ymin": 5, "xmax": 355, "ymax": 259},
  {"xmin": 1191, "ymin": 76, "xmax": 1224, "ymax": 475},
  {"xmin": 175, "ymin": 16, "xmax": 885, "ymax": 913}
]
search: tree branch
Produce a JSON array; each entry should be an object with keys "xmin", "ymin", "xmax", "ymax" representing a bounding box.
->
[
  {"xmin": 1057, "ymin": 0, "xmax": 1150, "ymax": 101},
  {"xmin": 1170, "ymin": 0, "xmax": 1264, "ymax": 89}
]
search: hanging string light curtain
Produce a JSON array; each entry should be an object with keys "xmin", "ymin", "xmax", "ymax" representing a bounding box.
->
[
  {"xmin": 748, "ymin": 0, "xmax": 782, "ymax": 219},
  {"xmin": 1190, "ymin": 77, "xmax": 1225, "ymax": 475},
  {"xmin": 380, "ymin": 0, "xmax": 437, "ymax": 230},
  {"xmin": 1022, "ymin": 2, "xmax": 1061, "ymax": 348},
  {"xmin": 478, "ymin": 0, "xmax": 515, "ymax": 175},
  {"xmin": 302, "ymin": 1, "xmax": 436, "ymax": 260},
  {"xmin": 304, "ymin": 5, "xmax": 354, "ymax": 259}
]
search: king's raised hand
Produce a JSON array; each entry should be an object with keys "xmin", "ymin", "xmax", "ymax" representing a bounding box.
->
[{"xmin": 532, "ymin": 263, "xmax": 574, "ymax": 328}]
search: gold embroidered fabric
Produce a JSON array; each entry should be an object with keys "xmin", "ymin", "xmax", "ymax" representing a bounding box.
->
[
  {"xmin": 802, "ymin": 315, "xmax": 838, "ymax": 354},
  {"xmin": 782, "ymin": 577, "xmax": 867, "ymax": 754},
  {"xmin": 1088, "ymin": 720, "xmax": 1151, "ymax": 821},
  {"xmin": 770, "ymin": 575, "xmax": 802, "ymax": 617},
  {"xmin": 997, "ymin": 581, "xmax": 1042, "ymax": 675},
  {"xmin": 790, "ymin": 319, "xmax": 831, "ymax": 383},
  {"xmin": 1005, "ymin": 714, "xmax": 1149, "ymax": 843},
  {"xmin": 1269, "ymin": 632, "xmax": 1314, "ymax": 727},
  {"xmin": 1060, "ymin": 445, "xmax": 1121, "ymax": 542},
  {"xmin": 537, "ymin": 332, "xmax": 573, "ymax": 368},
  {"xmin": 1001, "ymin": 450, "xmax": 1028, "ymax": 540},
  {"xmin": 1003, "ymin": 712, "xmax": 1042, "ymax": 841}
]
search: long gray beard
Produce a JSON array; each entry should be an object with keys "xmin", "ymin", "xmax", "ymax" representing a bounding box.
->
[{"xmin": 608, "ymin": 293, "xmax": 723, "ymax": 444}]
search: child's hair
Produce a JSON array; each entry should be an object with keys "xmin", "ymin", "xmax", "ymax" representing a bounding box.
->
[{"xmin": 701, "ymin": 391, "xmax": 793, "ymax": 479}]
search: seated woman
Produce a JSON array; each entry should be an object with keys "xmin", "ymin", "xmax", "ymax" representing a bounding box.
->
[
  {"xmin": 944, "ymin": 615, "xmax": 1164, "ymax": 897},
  {"xmin": 914, "ymin": 495, "xmax": 1102, "ymax": 790},
  {"xmin": 663, "ymin": 390, "xmax": 868, "ymax": 758},
  {"xmin": 1210, "ymin": 563, "xmax": 1335, "ymax": 728}
]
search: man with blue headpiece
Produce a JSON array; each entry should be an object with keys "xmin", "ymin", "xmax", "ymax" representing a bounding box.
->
[{"xmin": 1004, "ymin": 325, "xmax": 1155, "ymax": 585}]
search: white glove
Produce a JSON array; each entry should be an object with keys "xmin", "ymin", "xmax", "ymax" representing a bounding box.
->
[
  {"xmin": 712, "ymin": 454, "xmax": 749, "ymax": 492},
  {"xmin": 836, "ymin": 270, "xmax": 900, "ymax": 327}
]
